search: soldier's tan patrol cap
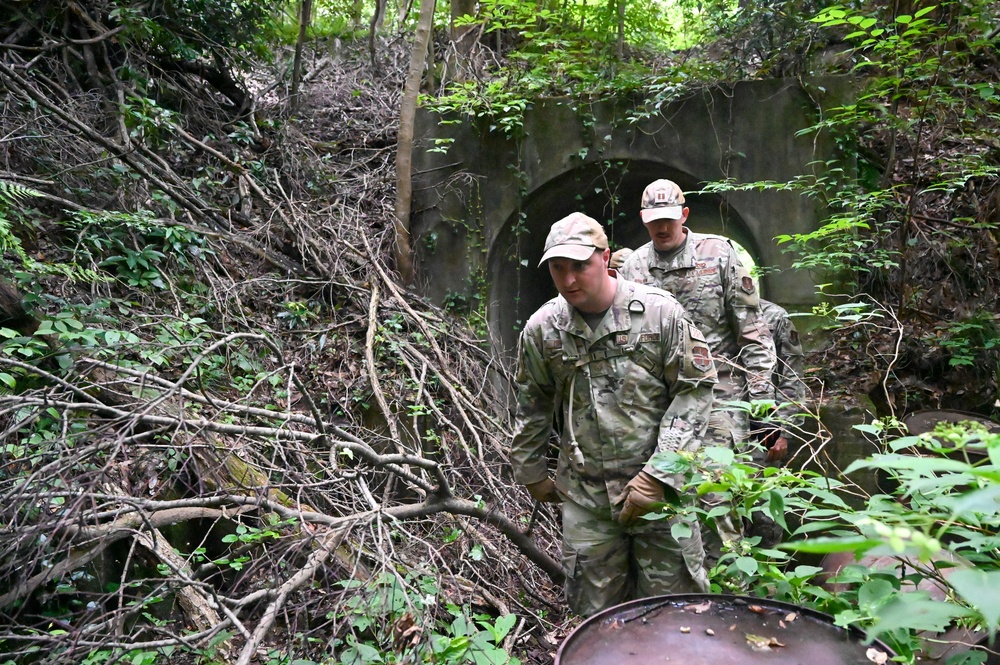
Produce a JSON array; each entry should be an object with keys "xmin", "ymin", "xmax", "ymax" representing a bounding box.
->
[
  {"xmin": 640, "ymin": 179, "xmax": 686, "ymax": 223},
  {"xmin": 538, "ymin": 212, "xmax": 609, "ymax": 267}
]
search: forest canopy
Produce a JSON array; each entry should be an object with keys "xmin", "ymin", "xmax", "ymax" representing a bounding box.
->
[{"xmin": 1, "ymin": 0, "xmax": 1000, "ymax": 664}]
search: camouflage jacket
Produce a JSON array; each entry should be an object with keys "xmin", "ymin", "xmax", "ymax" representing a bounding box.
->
[
  {"xmin": 760, "ymin": 299, "xmax": 807, "ymax": 421},
  {"xmin": 618, "ymin": 231, "xmax": 775, "ymax": 401},
  {"xmin": 510, "ymin": 278, "xmax": 717, "ymax": 512}
]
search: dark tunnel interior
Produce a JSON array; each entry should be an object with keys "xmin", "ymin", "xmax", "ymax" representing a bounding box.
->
[{"xmin": 488, "ymin": 159, "xmax": 760, "ymax": 353}]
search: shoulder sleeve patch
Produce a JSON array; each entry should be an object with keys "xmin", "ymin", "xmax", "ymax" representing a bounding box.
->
[
  {"xmin": 682, "ymin": 320, "xmax": 716, "ymax": 376},
  {"xmin": 735, "ymin": 263, "xmax": 760, "ymax": 307},
  {"xmin": 691, "ymin": 345, "xmax": 712, "ymax": 372}
]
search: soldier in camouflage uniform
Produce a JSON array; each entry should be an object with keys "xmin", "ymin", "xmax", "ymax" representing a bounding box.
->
[
  {"xmin": 618, "ymin": 179, "xmax": 777, "ymax": 558},
  {"xmin": 756, "ymin": 299, "xmax": 808, "ymax": 464},
  {"xmin": 511, "ymin": 212, "xmax": 718, "ymax": 616},
  {"xmin": 618, "ymin": 179, "xmax": 776, "ymax": 449}
]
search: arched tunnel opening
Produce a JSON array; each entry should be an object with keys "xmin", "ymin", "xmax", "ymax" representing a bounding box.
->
[{"xmin": 488, "ymin": 159, "xmax": 762, "ymax": 354}]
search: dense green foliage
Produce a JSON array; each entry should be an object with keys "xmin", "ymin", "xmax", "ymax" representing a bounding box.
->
[
  {"xmin": 1, "ymin": 0, "xmax": 1000, "ymax": 663},
  {"xmin": 667, "ymin": 420, "xmax": 1000, "ymax": 661}
]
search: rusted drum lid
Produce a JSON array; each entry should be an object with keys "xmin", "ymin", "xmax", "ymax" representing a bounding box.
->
[
  {"xmin": 903, "ymin": 409, "xmax": 1000, "ymax": 436},
  {"xmin": 555, "ymin": 594, "xmax": 893, "ymax": 665}
]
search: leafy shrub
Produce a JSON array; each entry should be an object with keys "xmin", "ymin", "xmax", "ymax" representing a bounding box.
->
[{"xmin": 650, "ymin": 420, "xmax": 1000, "ymax": 661}]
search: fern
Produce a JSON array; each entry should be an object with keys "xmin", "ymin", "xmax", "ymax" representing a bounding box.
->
[
  {"xmin": 0, "ymin": 179, "xmax": 42, "ymax": 207},
  {"xmin": 0, "ymin": 180, "xmax": 104, "ymax": 283},
  {"xmin": 0, "ymin": 180, "xmax": 43, "ymax": 266}
]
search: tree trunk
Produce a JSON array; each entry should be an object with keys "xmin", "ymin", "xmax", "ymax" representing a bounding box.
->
[
  {"xmin": 449, "ymin": 0, "xmax": 478, "ymax": 80},
  {"xmin": 368, "ymin": 0, "xmax": 386, "ymax": 67},
  {"xmin": 394, "ymin": 0, "xmax": 436, "ymax": 285},
  {"xmin": 615, "ymin": 0, "xmax": 625, "ymax": 60},
  {"xmin": 291, "ymin": 0, "xmax": 313, "ymax": 111}
]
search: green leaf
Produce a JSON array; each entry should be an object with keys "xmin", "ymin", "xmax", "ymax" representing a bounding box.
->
[
  {"xmin": 887, "ymin": 435, "xmax": 923, "ymax": 451},
  {"xmin": 790, "ymin": 565, "xmax": 826, "ymax": 580},
  {"xmin": 735, "ymin": 556, "xmax": 758, "ymax": 575},
  {"xmin": 352, "ymin": 639, "xmax": 384, "ymax": 663},
  {"xmin": 939, "ymin": 485, "xmax": 1000, "ymax": 518},
  {"xmin": 834, "ymin": 609, "xmax": 865, "ymax": 628},
  {"xmin": 948, "ymin": 569, "xmax": 1000, "ymax": 629},
  {"xmin": 845, "ymin": 453, "xmax": 971, "ymax": 476},
  {"xmin": 791, "ymin": 520, "xmax": 846, "ymax": 536},
  {"xmin": 781, "ymin": 537, "xmax": 882, "ymax": 554},
  {"xmin": 858, "ymin": 578, "xmax": 895, "ymax": 611},
  {"xmin": 867, "ymin": 595, "xmax": 970, "ymax": 641},
  {"xmin": 489, "ymin": 614, "xmax": 517, "ymax": 643},
  {"xmin": 766, "ymin": 491, "xmax": 788, "ymax": 531},
  {"xmin": 671, "ymin": 521, "xmax": 693, "ymax": 541},
  {"xmin": 704, "ymin": 446, "xmax": 735, "ymax": 466}
]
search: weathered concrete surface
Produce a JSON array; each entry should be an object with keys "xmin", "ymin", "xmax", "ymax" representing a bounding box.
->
[{"xmin": 411, "ymin": 77, "xmax": 854, "ymax": 352}]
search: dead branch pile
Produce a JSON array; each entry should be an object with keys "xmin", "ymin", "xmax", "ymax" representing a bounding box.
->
[{"xmin": 0, "ymin": 5, "xmax": 566, "ymax": 664}]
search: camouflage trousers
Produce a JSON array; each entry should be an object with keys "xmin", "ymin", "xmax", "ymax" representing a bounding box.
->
[
  {"xmin": 561, "ymin": 498, "xmax": 709, "ymax": 617},
  {"xmin": 701, "ymin": 407, "xmax": 748, "ymax": 568},
  {"xmin": 702, "ymin": 404, "xmax": 786, "ymax": 564}
]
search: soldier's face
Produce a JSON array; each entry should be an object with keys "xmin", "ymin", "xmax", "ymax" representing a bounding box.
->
[
  {"xmin": 644, "ymin": 208, "xmax": 689, "ymax": 252},
  {"xmin": 548, "ymin": 249, "xmax": 612, "ymax": 313}
]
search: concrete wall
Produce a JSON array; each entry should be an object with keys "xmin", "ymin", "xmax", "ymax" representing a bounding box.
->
[{"xmin": 410, "ymin": 77, "xmax": 854, "ymax": 353}]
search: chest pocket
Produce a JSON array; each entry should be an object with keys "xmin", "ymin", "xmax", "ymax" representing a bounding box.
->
[
  {"xmin": 684, "ymin": 263, "xmax": 723, "ymax": 326},
  {"xmin": 619, "ymin": 338, "xmax": 665, "ymax": 404},
  {"xmin": 540, "ymin": 339, "xmax": 573, "ymax": 400},
  {"xmin": 551, "ymin": 301, "xmax": 665, "ymax": 405}
]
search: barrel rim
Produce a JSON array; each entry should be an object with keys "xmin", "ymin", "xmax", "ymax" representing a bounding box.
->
[{"xmin": 555, "ymin": 593, "xmax": 896, "ymax": 663}]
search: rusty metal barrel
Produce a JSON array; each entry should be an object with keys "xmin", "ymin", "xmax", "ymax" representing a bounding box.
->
[
  {"xmin": 902, "ymin": 409, "xmax": 1000, "ymax": 437},
  {"xmin": 555, "ymin": 594, "xmax": 893, "ymax": 665}
]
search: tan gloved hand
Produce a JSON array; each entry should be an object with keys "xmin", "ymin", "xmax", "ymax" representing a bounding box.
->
[
  {"xmin": 766, "ymin": 435, "xmax": 789, "ymax": 463},
  {"xmin": 525, "ymin": 477, "xmax": 561, "ymax": 503},
  {"xmin": 612, "ymin": 471, "xmax": 665, "ymax": 526},
  {"xmin": 609, "ymin": 248, "xmax": 633, "ymax": 271}
]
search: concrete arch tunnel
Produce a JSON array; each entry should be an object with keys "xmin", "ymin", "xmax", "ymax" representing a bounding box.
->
[
  {"xmin": 410, "ymin": 77, "xmax": 853, "ymax": 354},
  {"xmin": 488, "ymin": 159, "xmax": 762, "ymax": 346}
]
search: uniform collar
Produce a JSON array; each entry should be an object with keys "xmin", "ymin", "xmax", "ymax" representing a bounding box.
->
[
  {"xmin": 555, "ymin": 279, "xmax": 635, "ymax": 339},
  {"xmin": 648, "ymin": 229, "xmax": 697, "ymax": 271}
]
